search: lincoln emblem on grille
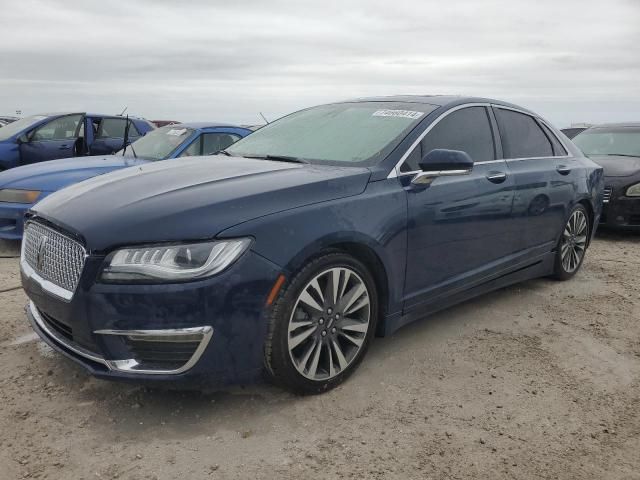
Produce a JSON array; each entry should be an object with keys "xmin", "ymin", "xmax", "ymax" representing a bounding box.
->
[{"xmin": 36, "ymin": 236, "xmax": 48, "ymax": 270}]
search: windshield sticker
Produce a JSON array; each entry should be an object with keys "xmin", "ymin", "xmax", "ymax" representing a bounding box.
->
[
  {"xmin": 372, "ymin": 109, "xmax": 424, "ymax": 120},
  {"xmin": 166, "ymin": 128, "xmax": 187, "ymax": 136}
]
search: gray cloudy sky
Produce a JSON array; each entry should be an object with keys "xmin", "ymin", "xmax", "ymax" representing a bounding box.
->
[{"xmin": 1, "ymin": 0, "xmax": 639, "ymax": 127}]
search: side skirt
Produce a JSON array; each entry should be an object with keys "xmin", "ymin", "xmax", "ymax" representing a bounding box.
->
[{"xmin": 379, "ymin": 252, "xmax": 555, "ymax": 336}]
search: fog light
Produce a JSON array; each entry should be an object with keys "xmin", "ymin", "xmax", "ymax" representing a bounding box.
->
[{"xmin": 95, "ymin": 326, "xmax": 213, "ymax": 374}]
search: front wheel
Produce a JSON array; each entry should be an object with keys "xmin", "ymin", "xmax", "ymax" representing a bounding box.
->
[
  {"xmin": 553, "ymin": 204, "xmax": 589, "ymax": 280},
  {"xmin": 265, "ymin": 252, "xmax": 378, "ymax": 395}
]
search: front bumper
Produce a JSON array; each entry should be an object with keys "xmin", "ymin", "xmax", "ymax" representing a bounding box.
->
[
  {"xmin": 0, "ymin": 201, "xmax": 30, "ymax": 240},
  {"xmin": 600, "ymin": 185, "xmax": 640, "ymax": 230},
  {"xmin": 23, "ymin": 250, "xmax": 282, "ymax": 386}
]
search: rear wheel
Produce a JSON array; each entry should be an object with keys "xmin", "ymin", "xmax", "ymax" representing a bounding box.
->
[
  {"xmin": 553, "ymin": 204, "xmax": 589, "ymax": 280},
  {"xmin": 265, "ymin": 252, "xmax": 378, "ymax": 394}
]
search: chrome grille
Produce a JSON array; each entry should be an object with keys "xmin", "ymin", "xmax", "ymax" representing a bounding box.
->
[
  {"xmin": 603, "ymin": 186, "xmax": 612, "ymax": 203},
  {"xmin": 22, "ymin": 221, "xmax": 86, "ymax": 294}
]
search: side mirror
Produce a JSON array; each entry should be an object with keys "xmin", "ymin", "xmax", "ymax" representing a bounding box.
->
[
  {"xmin": 412, "ymin": 149, "xmax": 474, "ymax": 185},
  {"xmin": 16, "ymin": 133, "xmax": 29, "ymax": 144},
  {"xmin": 419, "ymin": 149, "xmax": 474, "ymax": 172}
]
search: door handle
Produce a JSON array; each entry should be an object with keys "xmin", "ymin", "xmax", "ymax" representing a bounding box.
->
[
  {"xmin": 486, "ymin": 171, "xmax": 507, "ymax": 184},
  {"xmin": 556, "ymin": 165, "xmax": 571, "ymax": 175}
]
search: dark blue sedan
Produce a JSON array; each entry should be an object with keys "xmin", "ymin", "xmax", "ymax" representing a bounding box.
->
[
  {"xmin": 21, "ymin": 96, "xmax": 603, "ymax": 394},
  {"xmin": 0, "ymin": 123, "xmax": 251, "ymax": 239},
  {"xmin": 0, "ymin": 113, "xmax": 155, "ymax": 170}
]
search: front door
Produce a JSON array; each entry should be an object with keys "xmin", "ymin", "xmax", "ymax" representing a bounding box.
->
[
  {"xmin": 19, "ymin": 114, "xmax": 83, "ymax": 165},
  {"xmin": 400, "ymin": 106, "xmax": 517, "ymax": 310}
]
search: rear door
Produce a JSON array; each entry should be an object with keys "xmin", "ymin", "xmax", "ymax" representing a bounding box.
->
[
  {"xmin": 401, "ymin": 105, "xmax": 516, "ymax": 310},
  {"xmin": 493, "ymin": 107, "xmax": 577, "ymax": 255},
  {"xmin": 89, "ymin": 117, "xmax": 140, "ymax": 155},
  {"xmin": 19, "ymin": 114, "xmax": 83, "ymax": 164}
]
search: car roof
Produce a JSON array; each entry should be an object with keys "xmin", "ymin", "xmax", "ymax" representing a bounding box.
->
[
  {"xmin": 32, "ymin": 113, "xmax": 150, "ymax": 121},
  {"xmin": 588, "ymin": 122, "xmax": 640, "ymax": 129},
  {"xmin": 339, "ymin": 95, "xmax": 537, "ymax": 114},
  {"xmin": 176, "ymin": 122, "xmax": 247, "ymax": 129}
]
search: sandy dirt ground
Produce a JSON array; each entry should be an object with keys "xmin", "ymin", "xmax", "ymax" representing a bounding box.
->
[{"xmin": 0, "ymin": 232, "xmax": 638, "ymax": 480}]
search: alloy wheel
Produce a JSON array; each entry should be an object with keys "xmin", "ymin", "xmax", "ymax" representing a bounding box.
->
[
  {"xmin": 560, "ymin": 209, "xmax": 588, "ymax": 273},
  {"xmin": 287, "ymin": 267, "xmax": 371, "ymax": 381}
]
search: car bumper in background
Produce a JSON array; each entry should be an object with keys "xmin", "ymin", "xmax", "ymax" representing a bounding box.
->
[
  {"xmin": 22, "ymin": 250, "xmax": 283, "ymax": 387},
  {"xmin": 600, "ymin": 185, "xmax": 640, "ymax": 230},
  {"xmin": 0, "ymin": 201, "xmax": 30, "ymax": 240}
]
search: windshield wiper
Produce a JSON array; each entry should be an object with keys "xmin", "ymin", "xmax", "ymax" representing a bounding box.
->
[
  {"xmin": 215, "ymin": 149, "xmax": 232, "ymax": 156},
  {"xmin": 128, "ymin": 142, "xmax": 138, "ymax": 158},
  {"xmin": 245, "ymin": 154, "xmax": 308, "ymax": 164}
]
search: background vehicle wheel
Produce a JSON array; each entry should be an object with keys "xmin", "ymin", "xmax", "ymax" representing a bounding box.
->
[
  {"xmin": 265, "ymin": 252, "xmax": 378, "ymax": 395},
  {"xmin": 553, "ymin": 204, "xmax": 589, "ymax": 280}
]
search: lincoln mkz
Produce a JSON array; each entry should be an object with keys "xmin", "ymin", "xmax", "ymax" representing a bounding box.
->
[{"xmin": 21, "ymin": 96, "xmax": 604, "ymax": 394}]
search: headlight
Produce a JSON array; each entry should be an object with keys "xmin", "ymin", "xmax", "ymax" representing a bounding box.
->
[
  {"xmin": 0, "ymin": 189, "xmax": 41, "ymax": 203},
  {"xmin": 626, "ymin": 183, "xmax": 640, "ymax": 197},
  {"xmin": 101, "ymin": 238, "xmax": 251, "ymax": 282}
]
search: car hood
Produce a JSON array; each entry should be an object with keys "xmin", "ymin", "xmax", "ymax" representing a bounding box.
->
[
  {"xmin": 589, "ymin": 155, "xmax": 640, "ymax": 178},
  {"xmin": 0, "ymin": 155, "xmax": 144, "ymax": 191},
  {"xmin": 32, "ymin": 155, "xmax": 372, "ymax": 252}
]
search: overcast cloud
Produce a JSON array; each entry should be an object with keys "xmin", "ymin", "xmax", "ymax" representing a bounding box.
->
[{"xmin": 1, "ymin": 0, "xmax": 639, "ymax": 126}]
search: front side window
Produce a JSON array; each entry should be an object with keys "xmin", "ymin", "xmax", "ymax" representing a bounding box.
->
[
  {"xmin": 117, "ymin": 125, "xmax": 195, "ymax": 160},
  {"xmin": 226, "ymin": 102, "xmax": 438, "ymax": 166},
  {"xmin": 0, "ymin": 115, "xmax": 49, "ymax": 141},
  {"xmin": 31, "ymin": 114, "xmax": 82, "ymax": 141},
  {"xmin": 401, "ymin": 106, "xmax": 496, "ymax": 172},
  {"xmin": 495, "ymin": 108, "xmax": 553, "ymax": 159},
  {"xmin": 573, "ymin": 127, "xmax": 640, "ymax": 158},
  {"xmin": 202, "ymin": 133, "xmax": 240, "ymax": 155}
]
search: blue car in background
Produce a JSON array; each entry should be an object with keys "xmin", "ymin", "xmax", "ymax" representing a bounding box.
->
[
  {"xmin": 0, "ymin": 122, "xmax": 251, "ymax": 239},
  {"xmin": 20, "ymin": 96, "xmax": 603, "ymax": 394},
  {"xmin": 0, "ymin": 113, "xmax": 155, "ymax": 171}
]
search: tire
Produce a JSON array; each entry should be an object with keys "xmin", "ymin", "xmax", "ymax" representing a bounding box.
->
[
  {"xmin": 552, "ymin": 204, "xmax": 590, "ymax": 280},
  {"xmin": 265, "ymin": 252, "xmax": 378, "ymax": 395}
]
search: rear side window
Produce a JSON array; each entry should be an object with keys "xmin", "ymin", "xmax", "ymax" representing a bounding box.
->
[
  {"xmin": 97, "ymin": 118, "xmax": 127, "ymax": 138},
  {"xmin": 128, "ymin": 121, "xmax": 140, "ymax": 138},
  {"xmin": 495, "ymin": 108, "xmax": 553, "ymax": 158},
  {"xmin": 401, "ymin": 106, "xmax": 495, "ymax": 172},
  {"xmin": 539, "ymin": 122, "xmax": 567, "ymax": 156}
]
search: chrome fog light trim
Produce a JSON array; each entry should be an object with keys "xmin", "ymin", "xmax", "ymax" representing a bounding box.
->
[{"xmin": 95, "ymin": 326, "xmax": 213, "ymax": 375}]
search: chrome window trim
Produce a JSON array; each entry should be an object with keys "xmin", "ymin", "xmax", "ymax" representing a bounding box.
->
[
  {"xmin": 492, "ymin": 104, "xmax": 572, "ymax": 160},
  {"xmin": 388, "ymin": 102, "xmax": 492, "ymax": 179},
  {"xmin": 390, "ymin": 102, "xmax": 573, "ymax": 179}
]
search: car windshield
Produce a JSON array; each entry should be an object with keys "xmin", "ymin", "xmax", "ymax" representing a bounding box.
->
[
  {"xmin": 573, "ymin": 127, "xmax": 640, "ymax": 158},
  {"xmin": 116, "ymin": 125, "xmax": 195, "ymax": 160},
  {"xmin": 225, "ymin": 101, "xmax": 438, "ymax": 166},
  {"xmin": 0, "ymin": 115, "xmax": 49, "ymax": 141}
]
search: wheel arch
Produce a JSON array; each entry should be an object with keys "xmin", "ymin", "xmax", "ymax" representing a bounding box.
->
[
  {"xmin": 577, "ymin": 197, "xmax": 595, "ymax": 247},
  {"xmin": 282, "ymin": 235, "xmax": 393, "ymax": 336}
]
